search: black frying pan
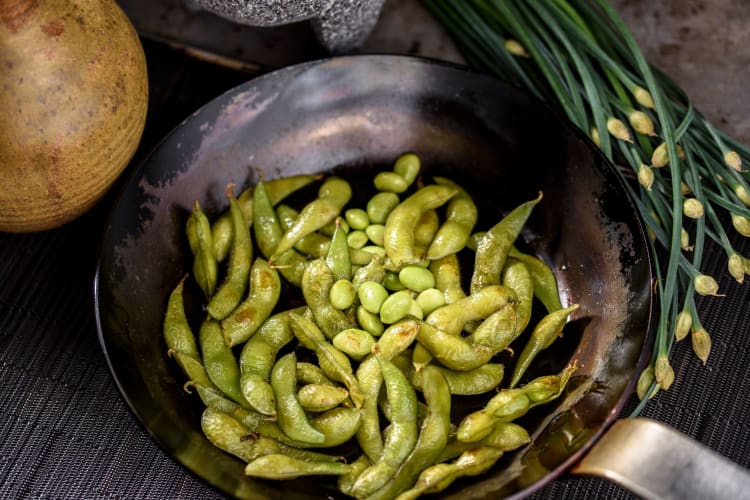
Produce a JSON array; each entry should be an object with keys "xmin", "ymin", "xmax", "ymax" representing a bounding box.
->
[{"xmin": 95, "ymin": 54, "xmax": 659, "ymax": 499}]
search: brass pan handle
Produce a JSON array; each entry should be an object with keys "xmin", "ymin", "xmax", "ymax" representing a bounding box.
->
[{"xmin": 573, "ymin": 417, "xmax": 750, "ymax": 500}]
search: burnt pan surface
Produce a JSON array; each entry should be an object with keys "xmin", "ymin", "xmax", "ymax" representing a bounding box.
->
[{"xmin": 95, "ymin": 55, "xmax": 653, "ymax": 499}]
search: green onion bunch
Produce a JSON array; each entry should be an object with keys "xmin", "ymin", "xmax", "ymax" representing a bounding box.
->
[{"xmin": 423, "ymin": 0, "xmax": 750, "ymax": 412}]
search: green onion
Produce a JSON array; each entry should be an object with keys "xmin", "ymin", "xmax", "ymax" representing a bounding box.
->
[{"xmin": 423, "ymin": 0, "xmax": 750, "ymax": 413}]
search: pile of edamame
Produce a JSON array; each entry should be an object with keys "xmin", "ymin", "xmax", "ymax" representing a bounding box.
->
[{"xmin": 163, "ymin": 153, "xmax": 580, "ymax": 499}]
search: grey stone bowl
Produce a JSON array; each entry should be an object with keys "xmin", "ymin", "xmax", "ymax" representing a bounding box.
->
[{"xmin": 187, "ymin": 0, "xmax": 386, "ymax": 52}]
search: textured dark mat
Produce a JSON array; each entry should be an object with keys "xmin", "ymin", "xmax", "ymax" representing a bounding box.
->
[{"xmin": 1, "ymin": 39, "xmax": 749, "ymax": 499}]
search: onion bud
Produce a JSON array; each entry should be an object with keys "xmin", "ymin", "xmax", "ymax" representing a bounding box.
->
[
  {"xmin": 731, "ymin": 213, "xmax": 750, "ymax": 237},
  {"xmin": 637, "ymin": 365, "xmax": 657, "ymax": 400},
  {"xmin": 655, "ymin": 354, "xmax": 674, "ymax": 390},
  {"xmin": 683, "ymin": 198, "xmax": 704, "ymax": 219},
  {"xmin": 633, "ymin": 86, "xmax": 655, "ymax": 109},
  {"xmin": 728, "ymin": 253, "xmax": 745, "ymax": 283},
  {"xmin": 691, "ymin": 328, "xmax": 711, "ymax": 365},
  {"xmin": 724, "ymin": 150, "xmax": 742, "ymax": 172},
  {"xmin": 606, "ymin": 117, "xmax": 632, "ymax": 142},
  {"xmin": 694, "ymin": 274, "xmax": 721, "ymax": 296},
  {"xmin": 637, "ymin": 164, "xmax": 654, "ymax": 190},
  {"xmin": 674, "ymin": 310, "xmax": 692, "ymax": 341},
  {"xmin": 628, "ymin": 110, "xmax": 656, "ymax": 136},
  {"xmin": 504, "ymin": 39, "xmax": 529, "ymax": 57}
]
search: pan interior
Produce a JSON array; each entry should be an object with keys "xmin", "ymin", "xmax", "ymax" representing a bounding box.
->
[{"xmin": 95, "ymin": 55, "xmax": 653, "ymax": 500}]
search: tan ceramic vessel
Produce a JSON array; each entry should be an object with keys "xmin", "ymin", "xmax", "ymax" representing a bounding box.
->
[{"xmin": 0, "ymin": 0, "xmax": 148, "ymax": 232}]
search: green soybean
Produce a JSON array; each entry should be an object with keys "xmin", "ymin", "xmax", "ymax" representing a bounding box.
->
[
  {"xmin": 380, "ymin": 290, "xmax": 413, "ymax": 324},
  {"xmin": 330, "ymin": 279, "xmax": 356, "ymax": 310},
  {"xmin": 415, "ymin": 288, "xmax": 445, "ymax": 315},
  {"xmin": 365, "ymin": 224, "xmax": 386, "ymax": 247},
  {"xmin": 367, "ymin": 192, "xmax": 400, "ymax": 225},
  {"xmin": 345, "ymin": 208, "xmax": 370, "ymax": 230},
  {"xmin": 358, "ymin": 281, "xmax": 389, "ymax": 314},
  {"xmin": 393, "ymin": 153, "xmax": 421, "ymax": 186},
  {"xmin": 302, "ymin": 259, "xmax": 357, "ymax": 340},
  {"xmin": 347, "ymin": 230, "xmax": 369, "ymax": 249},
  {"xmin": 374, "ymin": 171, "xmax": 410, "ymax": 193},
  {"xmin": 357, "ymin": 306, "xmax": 386, "ymax": 337},
  {"xmin": 399, "ymin": 265, "xmax": 436, "ymax": 292},
  {"xmin": 333, "ymin": 328, "xmax": 377, "ymax": 360}
]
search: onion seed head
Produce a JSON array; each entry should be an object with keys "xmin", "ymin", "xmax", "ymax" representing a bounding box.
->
[
  {"xmin": 504, "ymin": 39, "xmax": 529, "ymax": 58},
  {"xmin": 628, "ymin": 110, "xmax": 656, "ymax": 136},
  {"xmin": 636, "ymin": 365, "xmax": 657, "ymax": 400},
  {"xmin": 651, "ymin": 143, "xmax": 669, "ymax": 167},
  {"xmin": 735, "ymin": 185, "xmax": 750, "ymax": 207},
  {"xmin": 633, "ymin": 86, "xmax": 655, "ymax": 109},
  {"xmin": 655, "ymin": 354, "xmax": 674, "ymax": 390},
  {"xmin": 691, "ymin": 328, "xmax": 711, "ymax": 365},
  {"xmin": 683, "ymin": 198, "xmax": 704, "ymax": 219},
  {"xmin": 694, "ymin": 274, "xmax": 721, "ymax": 296},
  {"xmin": 731, "ymin": 214, "xmax": 750, "ymax": 237},
  {"xmin": 728, "ymin": 253, "xmax": 745, "ymax": 284},
  {"xmin": 674, "ymin": 310, "xmax": 692, "ymax": 341},
  {"xmin": 724, "ymin": 150, "xmax": 742, "ymax": 172},
  {"xmin": 606, "ymin": 117, "xmax": 632, "ymax": 142},
  {"xmin": 637, "ymin": 163, "xmax": 654, "ymax": 190}
]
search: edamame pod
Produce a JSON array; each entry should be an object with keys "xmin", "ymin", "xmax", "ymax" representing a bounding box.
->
[
  {"xmin": 163, "ymin": 276, "xmax": 200, "ymax": 360},
  {"xmin": 297, "ymin": 384, "xmax": 349, "ymax": 412},
  {"xmin": 471, "ymin": 193, "xmax": 542, "ymax": 295},
  {"xmin": 302, "ymin": 259, "xmax": 357, "ymax": 340},
  {"xmin": 510, "ymin": 304, "xmax": 579, "ymax": 387},
  {"xmin": 252, "ymin": 183, "xmax": 309, "ymax": 287},
  {"xmin": 383, "ymin": 185, "xmax": 458, "ymax": 267},
  {"xmin": 426, "ymin": 177, "xmax": 478, "ymax": 260},
  {"xmin": 270, "ymin": 352, "xmax": 326, "ymax": 445},
  {"xmin": 430, "ymin": 254, "xmax": 466, "ymax": 305},
  {"xmin": 509, "ymin": 246, "xmax": 563, "ymax": 313},
  {"xmin": 207, "ymin": 186, "xmax": 252, "ymax": 320},
  {"xmin": 200, "ymin": 317, "xmax": 246, "ymax": 406},
  {"xmin": 212, "ymin": 174, "xmax": 319, "ymax": 261},
  {"xmin": 244, "ymin": 454, "xmax": 350, "ymax": 479},
  {"xmin": 355, "ymin": 356, "xmax": 385, "ymax": 462},
  {"xmin": 397, "ymin": 447, "xmax": 505, "ymax": 500},
  {"xmin": 221, "ymin": 258, "xmax": 281, "ymax": 347},
  {"xmin": 288, "ymin": 311, "xmax": 365, "ymax": 408},
  {"xmin": 188, "ymin": 201, "xmax": 218, "ymax": 299},
  {"xmin": 351, "ymin": 355, "xmax": 418, "ymax": 498},
  {"xmin": 368, "ymin": 365, "xmax": 451, "ymax": 500},
  {"xmin": 238, "ymin": 309, "xmax": 302, "ymax": 417},
  {"xmin": 272, "ymin": 176, "xmax": 351, "ymax": 259},
  {"xmin": 501, "ymin": 257, "xmax": 535, "ymax": 332}
]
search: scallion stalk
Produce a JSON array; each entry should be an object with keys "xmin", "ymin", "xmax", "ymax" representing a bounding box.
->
[{"xmin": 423, "ymin": 0, "xmax": 750, "ymax": 413}]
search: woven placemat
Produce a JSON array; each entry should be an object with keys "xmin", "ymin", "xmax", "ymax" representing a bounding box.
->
[{"xmin": 2, "ymin": 40, "xmax": 749, "ymax": 500}]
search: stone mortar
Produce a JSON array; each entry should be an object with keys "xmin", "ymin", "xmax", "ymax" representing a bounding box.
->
[{"xmin": 187, "ymin": 0, "xmax": 386, "ymax": 52}]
